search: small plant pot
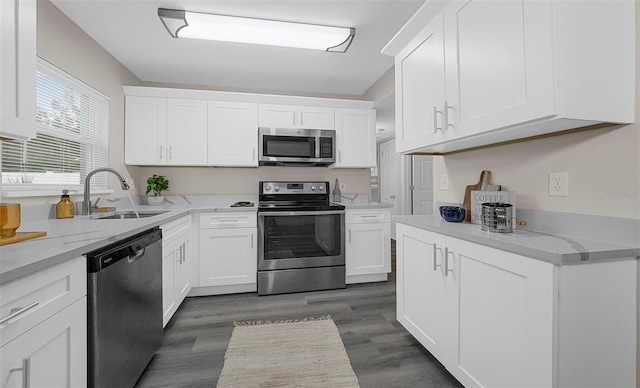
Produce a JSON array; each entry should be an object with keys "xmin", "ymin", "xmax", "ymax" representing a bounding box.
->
[{"xmin": 147, "ymin": 196, "xmax": 164, "ymax": 206}]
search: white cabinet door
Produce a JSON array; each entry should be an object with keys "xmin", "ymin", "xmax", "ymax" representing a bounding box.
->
[
  {"xmin": 258, "ymin": 104, "xmax": 334, "ymax": 129},
  {"xmin": 208, "ymin": 101, "xmax": 258, "ymax": 166},
  {"xmin": 334, "ymin": 109, "xmax": 376, "ymax": 168},
  {"xmin": 396, "ymin": 224, "xmax": 448, "ymax": 360},
  {"xmin": 124, "ymin": 96, "xmax": 167, "ymax": 165},
  {"xmin": 445, "ymin": 236, "xmax": 555, "ymax": 388},
  {"xmin": 0, "ymin": 297, "xmax": 86, "ymax": 388},
  {"xmin": 346, "ymin": 222, "xmax": 390, "ymax": 277},
  {"xmin": 0, "ymin": 0, "xmax": 36, "ymax": 140},
  {"xmin": 395, "ymin": 15, "xmax": 446, "ymax": 153},
  {"xmin": 443, "ymin": 0, "xmax": 555, "ymax": 137},
  {"xmin": 199, "ymin": 228, "xmax": 257, "ymax": 287},
  {"xmin": 161, "ymin": 216, "xmax": 191, "ymax": 327},
  {"xmin": 258, "ymin": 104, "xmax": 297, "ymax": 127},
  {"xmin": 298, "ymin": 106, "xmax": 334, "ymax": 130},
  {"xmin": 166, "ymin": 99, "xmax": 207, "ymax": 165}
]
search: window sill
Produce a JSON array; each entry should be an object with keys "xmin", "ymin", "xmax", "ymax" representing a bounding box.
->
[{"xmin": 2, "ymin": 188, "xmax": 114, "ymax": 198}]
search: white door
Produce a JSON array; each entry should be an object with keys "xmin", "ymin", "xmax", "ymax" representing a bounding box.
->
[
  {"xmin": 162, "ymin": 238, "xmax": 178, "ymax": 327},
  {"xmin": 396, "ymin": 224, "xmax": 448, "ymax": 360},
  {"xmin": 443, "ymin": 0, "xmax": 555, "ymax": 136},
  {"xmin": 258, "ymin": 104, "xmax": 297, "ymax": 127},
  {"xmin": 378, "ymin": 140, "xmax": 399, "ymax": 237},
  {"xmin": 208, "ymin": 101, "xmax": 258, "ymax": 166},
  {"xmin": 166, "ymin": 99, "xmax": 207, "ymax": 165},
  {"xmin": 334, "ymin": 109, "xmax": 376, "ymax": 168},
  {"xmin": 395, "ymin": 15, "xmax": 445, "ymax": 153},
  {"xmin": 298, "ymin": 106, "xmax": 334, "ymax": 129},
  {"xmin": 346, "ymin": 223, "xmax": 391, "ymax": 276},
  {"xmin": 0, "ymin": 298, "xmax": 86, "ymax": 388},
  {"xmin": 199, "ymin": 228, "xmax": 257, "ymax": 287},
  {"xmin": 411, "ymin": 155, "xmax": 434, "ymax": 215},
  {"xmin": 124, "ymin": 96, "xmax": 167, "ymax": 165}
]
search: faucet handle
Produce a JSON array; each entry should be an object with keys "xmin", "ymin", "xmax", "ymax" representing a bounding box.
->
[{"xmin": 91, "ymin": 197, "xmax": 101, "ymax": 210}]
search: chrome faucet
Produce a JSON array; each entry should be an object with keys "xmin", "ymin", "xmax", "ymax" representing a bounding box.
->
[{"xmin": 83, "ymin": 168, "xmax": 131, "ymax": 215}]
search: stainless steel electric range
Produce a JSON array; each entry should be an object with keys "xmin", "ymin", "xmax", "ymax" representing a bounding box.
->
[{"xmin": 257, "ymin": 181, "xmax": 346, "ymax": 295}]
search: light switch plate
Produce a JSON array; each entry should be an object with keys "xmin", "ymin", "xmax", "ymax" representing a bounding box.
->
[{"xmin": 440, "ymin": 174, "xmax": 450, "ymax": 191}]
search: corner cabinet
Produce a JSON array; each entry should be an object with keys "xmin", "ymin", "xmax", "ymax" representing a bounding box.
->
[
  {"xmin": 345, "ymin": 208, "xmax": 391, "ymax": 283},
  {"xmin": 0, "ymin": 0, "xmax": 36, "ymax": 140},
  {"xmin": 197, "ymin": 212, "xmax": 257, "ymax": 294},
  {"xmin": 125, "ymin": 96, "xmax": 208, "ymax": 165},
  {"xmin": 333, "ymin": 109, "xmax": 377, "ymax": 168},
  {"xmin": 161, "ymin": 215, "xmax": 192, "ymax": 327},
  {"xmin": 258, "ymin": 104, "xmax": 334, "ymax": 130},
  {"xmin": 0, "ymin": 257, "xmax": 87, "ymax": 388},
  {"xmin": 396, "ymin": 223, "xmax": 636, "ymax": 387},
  {"xmin": 387, "ymin": 0, "xmax": 636, "ymax": 154},
  {"xmin": 208, "ymin": 101, "xmax": 258, "ymax": 167}
]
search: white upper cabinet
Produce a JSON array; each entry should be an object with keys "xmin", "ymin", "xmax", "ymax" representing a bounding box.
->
[
  {"xmin": 385, "ymin": 0, "xmax": 636, "ymax": 154},
  {"xmin": 333, "ymin": 109, "xmax": 377, "ymax": 168},
  {"xmin": 258, "ymin": 104, "xmax": 334, "ymax": 129},
  {"xmin": 208, "ymin": 101, "xmax": 258, "ymax": 167},
  {"xmin": 125, "ymin": 97, "xmax": 207, "ymax": 165},
  {"xmin": 0, "ymin": 0, "xmax": 36, "ymax": 140}
]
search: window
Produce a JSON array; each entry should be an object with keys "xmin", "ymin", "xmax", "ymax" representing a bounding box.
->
[{"xmin": 2, "ymin": 58, "xmax": 109, "ymax": 193}]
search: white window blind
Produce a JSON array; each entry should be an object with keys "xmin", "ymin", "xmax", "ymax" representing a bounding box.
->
[{"xmin": 2, "ymin": 57, "xmax": 109, "ymax": 190}]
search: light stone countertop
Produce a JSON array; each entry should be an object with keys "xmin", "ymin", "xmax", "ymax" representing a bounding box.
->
[
  {"xmin": 332, "ymin": 193, "xmax": 393, "ymax": 209},
  {"xmin": 0, "ymin": 195, "xmax": 257, "ymax": 285},
  {"xmin": 394, "ymin": 213, "xmax": 640, "ymax": 266}
]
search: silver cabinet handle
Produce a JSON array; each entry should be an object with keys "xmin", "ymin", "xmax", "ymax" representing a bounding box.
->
[
  {"xmin": 252, "ymin": 147, "xmax": 256, "ymax": 161},
  {"xmin": 444, "ymin": 101, "xmax": 454, "ymax": 130},
  {"xmin": 251, "ymin": 233, "xmax": 254, "ymax": 249},
  {"xmin": 0, "ymin": 302, "xmax": 39, "ymax": 325},
  {"xmin": 432, "ymin": 244, "xmax": 442, "ymax": 271},
  {"xmin": 169, "ymin": 145, "xmax": 173, "ymax": 160},
  {"xmin": 159, "ymin": 145, "xmax": 163, "ymax": 160},
  {"xmin": 433, "ymin": 106, "xmax": 444, "ymax": 133},
  {"xmin": 218, "ymin": 219, "xmax": 239, "ymax": 223},
  {"xmin": 349, "ymin": 229, "xmax": 352, "ymax": 243},
  {"xmin": 444, "ymin": 247, "xmax": 454, "ymax": 276},
  {"xmin": 338, "ymin": 149, "xmax": 342, "ymax": 162},
  {"xmin": 10, "ymin": 358, "xmax": 30, "ymax": 388}
]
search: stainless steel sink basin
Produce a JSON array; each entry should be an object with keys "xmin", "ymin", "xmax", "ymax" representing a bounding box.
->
[{"xmin": 92, "ymin": 211, "xmax": 168, "ymax": 220}]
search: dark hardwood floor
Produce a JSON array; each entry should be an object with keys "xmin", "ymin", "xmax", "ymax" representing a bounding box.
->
[{"xmin": 135, "ymin": 240, "xmax": 462, "ymax": 388}]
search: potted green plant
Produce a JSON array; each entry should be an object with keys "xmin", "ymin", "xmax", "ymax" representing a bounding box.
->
[{"xmin": 146, "ymin": 174, "xmax": 169, "ymax": 205}]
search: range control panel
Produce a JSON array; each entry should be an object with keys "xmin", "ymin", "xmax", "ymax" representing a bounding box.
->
[{"xmin": 260, "ymin": 181, "xmax": 328, "ymax": 194}]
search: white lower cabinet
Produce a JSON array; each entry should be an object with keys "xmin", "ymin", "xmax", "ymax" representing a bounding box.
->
[
  {"xmin": 345, "ymin": 209, "xmax": 391, "ymax": 284},
  {"xmin": 0, "ymin": 257, "xmax": 87, "ymax": 388},
  {"xmin": 197, "ymin": 212, "xmax": 257, "ymax": 294},
  {"xmin": 396, "ymin": 223, "xmax": 636, "ymax": 387},
  {"xmin": 161, "ymin": 215, "xmax": 192, "ymax": 327}
]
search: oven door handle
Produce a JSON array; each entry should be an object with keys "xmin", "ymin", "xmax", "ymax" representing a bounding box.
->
[{"xmin": 259, "ymin": 210, "xmax": 345, "ymax": 217}]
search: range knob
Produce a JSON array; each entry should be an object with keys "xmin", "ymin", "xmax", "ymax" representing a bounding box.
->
[
  {"xmin": 318, "ymin": 185, "xmax": 324, "ymax": 191},
  {"xmin": 274, "ymin": 185, "xmax": 280, "ymax": 192},
  {"xmin": 311, "ymin": 185, "xmax": 317, "ymax": 191},
  {"xmin": 264, "ymin": 184, "xmax": 272, "ymax": 192}
]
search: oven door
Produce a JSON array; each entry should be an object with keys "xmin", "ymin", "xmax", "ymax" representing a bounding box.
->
[{"xmin": 258, "ymin": 210, "xmax": 345, "ymax": 271}]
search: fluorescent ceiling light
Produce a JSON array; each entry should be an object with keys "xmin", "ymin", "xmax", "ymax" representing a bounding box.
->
[{"xmin": 158, "ymin": 8, "xmax": 355, "ymax": 53}]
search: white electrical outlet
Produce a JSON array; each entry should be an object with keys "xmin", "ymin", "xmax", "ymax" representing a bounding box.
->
[
  {"xmin": 339, "ymin": 182, "xmax": 346, "ymax": 191},
  {"xmin": 440, "ymin": 174, "xmax": 450, "ymax": 191},
  {"xmin": 548, "ymin": 172, "xmax": 569, "ymax": 197}
]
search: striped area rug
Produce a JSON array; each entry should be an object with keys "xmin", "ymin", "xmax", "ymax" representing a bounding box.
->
[{"xmin": 217, "ymin": 316, "xmax": 359, "ymax": 387}]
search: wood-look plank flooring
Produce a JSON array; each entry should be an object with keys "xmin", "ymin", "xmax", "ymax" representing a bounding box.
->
[{"xmin": 135, "ymin": 241, "xmax": 462, "ymax": 388}]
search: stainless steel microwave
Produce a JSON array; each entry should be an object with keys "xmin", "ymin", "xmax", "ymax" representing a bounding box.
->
[{"xmin": 258, "ymin": 127, "xmax": 335, "ymax": 166}]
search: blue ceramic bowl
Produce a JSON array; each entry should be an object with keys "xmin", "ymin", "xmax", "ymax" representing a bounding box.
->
[{"xmin": 439, "ymin": 206, "xmax": 465, "ymax": 222}]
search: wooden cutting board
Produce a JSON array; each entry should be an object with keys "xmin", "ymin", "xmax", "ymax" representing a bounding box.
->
[
  {"xmin": 0, "ymin": 231, "xmax": 47, "ymax": 246},
  {"xmin": 462, "ymin": 171, "xmax": 501, "ymax": 222}
]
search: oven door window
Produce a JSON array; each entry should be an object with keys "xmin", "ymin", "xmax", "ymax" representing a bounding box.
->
[
  {"xmin": 263, "ymin": 135, "xmax": 315, "ymax": 158},
  {"xmin": 262, "ymin": 213, "xmax": 341, "ymax": 260}
]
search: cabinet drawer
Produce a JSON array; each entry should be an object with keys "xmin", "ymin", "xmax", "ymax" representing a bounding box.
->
[
  {"xmin": 162, "ymin": 214, "xmax": 192, "ymax": 243},
  {"xmin": 346, "ymin": 209, "xmax": 390, "ymax": 224},
  {"xmin": 0, "ymin": 257, "xmax": 86, "ymax": 347},
  {"xmin": 200, "ymin": 212, "xmax": 257, "ymax": 229}
]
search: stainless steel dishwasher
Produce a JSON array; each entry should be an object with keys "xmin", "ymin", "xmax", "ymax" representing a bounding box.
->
[{"xmin": 85, "ymin": 227, "xmax": 163, "ymax": 388}]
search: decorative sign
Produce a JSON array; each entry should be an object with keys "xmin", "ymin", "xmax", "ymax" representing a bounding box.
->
[{"xmin": 470, "ymin": 191, "xmax": 517, "ymax": 228}]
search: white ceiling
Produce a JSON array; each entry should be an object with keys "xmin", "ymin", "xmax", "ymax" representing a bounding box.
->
[{"xmin": 50, "ymin": 0, "xmax": 423, "ymax": 97}]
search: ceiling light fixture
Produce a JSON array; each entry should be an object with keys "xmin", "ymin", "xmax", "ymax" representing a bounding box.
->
[{"xmin": 158, "ymin": 8, "xmax": 355, "ymax": 53}]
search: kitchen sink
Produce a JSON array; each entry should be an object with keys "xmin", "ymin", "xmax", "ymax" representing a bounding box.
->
[{"xmin": 92, "ymin": 211, "xmax": 168, "ymax": 220}]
